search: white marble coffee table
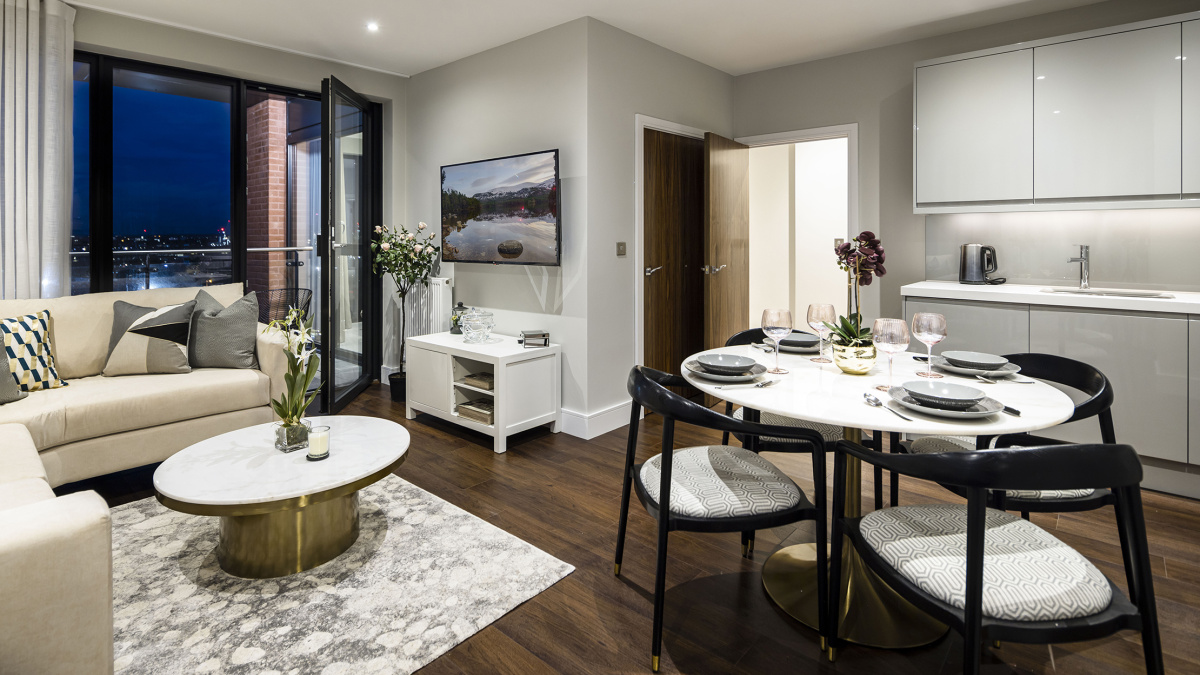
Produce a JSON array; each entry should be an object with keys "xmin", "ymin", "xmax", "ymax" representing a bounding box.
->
[{"xmin": 154, "ymin": 415, "xmax": 410, "ymax": 579}]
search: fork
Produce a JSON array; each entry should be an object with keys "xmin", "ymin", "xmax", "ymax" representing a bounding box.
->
[
  {"xmin": 863, "ymin": 393, "xmax": 912, "ymax": 421},
  {"xmin": 976, "ymin": 374, "xmax": 1035, "ymax": 385}
]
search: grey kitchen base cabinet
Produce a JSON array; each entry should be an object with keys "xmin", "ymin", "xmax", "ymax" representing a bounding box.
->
[
  {"xmin": 1191, "ymin": 319, "xmax": 1200, "ymax": 466},
  {"xmin": 904, "ymin": 298, "xmax": 1029, "ymax": 356},
  {"xmin": 1029, "ymin": 308, "xmax": 1188, "ymax": 463}
]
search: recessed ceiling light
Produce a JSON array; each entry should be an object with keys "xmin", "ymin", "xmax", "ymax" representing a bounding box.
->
[
  {"xmin": 366, "ymin": 21, "xmax": 379, "ymax": 32},
  {"xmin": 1036, "ymin": 75, "xmax": 1045, "ymax": 80}
]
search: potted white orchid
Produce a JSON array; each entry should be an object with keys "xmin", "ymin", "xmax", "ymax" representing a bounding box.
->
[
  {"xmin": 371, "ymin": 222, "xmax": 440, "ymax": 401},
  {"xmin": 265, "ymin": 307, "xmax": 321, "ymax": 451}
]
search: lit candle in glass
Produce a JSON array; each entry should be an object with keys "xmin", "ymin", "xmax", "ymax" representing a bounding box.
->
[{"xmin": 307, "ymin": 426, "xmax": 330, "ymax": 461}]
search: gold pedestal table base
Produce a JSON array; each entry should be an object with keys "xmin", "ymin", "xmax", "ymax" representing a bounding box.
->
[
  {"xmin": 217, "ymin": 492, "xmax": 361, "ymax": 579},
  {"xmin": 761, "ymin": 428, "xmax": 947, "ymax": 649}
]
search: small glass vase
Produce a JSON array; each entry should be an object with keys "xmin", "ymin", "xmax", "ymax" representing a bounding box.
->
[
  {"xmin": 275, "ymin": 420, "xmax": 312, "ymax": 453},
  {"xmin": 831, "ymin": 342, "xmax": 877, "ymax": 375}
]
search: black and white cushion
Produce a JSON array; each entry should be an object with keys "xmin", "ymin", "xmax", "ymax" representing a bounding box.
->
[
  {"xmin": 639, "ymin": 445, "xmax": 802, "ymax": 518},
  {"xmin": 860, "ymin": 504, "xmax": 1112, "ymax": 622},
  {"xmin": 731, "ymin": 407, "xmax": 842, "ymax": 445},
  {"xmin": 908, "ymin": 435, "xmax": 1094, "ymax": 500}
]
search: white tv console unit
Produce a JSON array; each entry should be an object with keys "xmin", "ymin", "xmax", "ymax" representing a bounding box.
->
[{"xmin": 405, "ymin": 331, "xmax": 561, "ymax": 453}]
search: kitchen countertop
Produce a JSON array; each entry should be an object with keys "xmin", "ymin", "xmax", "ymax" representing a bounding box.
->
[{"xmin": 901, "ymin": 280, "xmax": 1200, "ymax": 315}]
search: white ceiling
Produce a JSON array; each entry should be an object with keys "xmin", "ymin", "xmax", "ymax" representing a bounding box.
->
[{"xmin": 72, "ymin": 0, "xmax": 1106, "ymax": 77}]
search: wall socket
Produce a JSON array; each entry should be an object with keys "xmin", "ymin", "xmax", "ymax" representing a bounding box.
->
[{"xmin": 616, "ymin": 241, "xmax": 627, "ymax": 257}]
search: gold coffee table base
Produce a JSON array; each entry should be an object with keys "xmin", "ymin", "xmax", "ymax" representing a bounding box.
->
[
  {"xmin": 761, "ymin": 426, "xmax": 947, "ymax": 649},
  {"xmin": 217, "ymin": 492, "xmax": 360, "ymax": 579}
]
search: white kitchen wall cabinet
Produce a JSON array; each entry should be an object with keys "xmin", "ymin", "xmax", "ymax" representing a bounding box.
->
[
  {"xmin": 915, "ymin": 50, "xmax": 1033, "ymax": 205},
  {"xmin": 1029, "ymin": 308, "xmax": 1188, "ymax": 463},
  {"xmin": 903, "ymin": 298, "xmax": 1029, "ymax": 356},
  {"xmin": 1184, "ymin": 20, "xmax": 1200, "ymax": 196},
  {"xmin": 1033, "ymin": 24, "xmax": 1182, "ymax": 200}
]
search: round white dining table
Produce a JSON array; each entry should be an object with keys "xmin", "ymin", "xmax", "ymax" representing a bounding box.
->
[{"xmin": 682, "ymin": 346, "xmax": 1076, "ymax": 650}]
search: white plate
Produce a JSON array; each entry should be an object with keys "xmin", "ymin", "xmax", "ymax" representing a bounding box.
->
[
  {"xmin": 942, "ymin": 350, "xmax": 1009, "ymax": 370},
  {"xmin": 767, "ymin": 332, "xmax": 821, "ymax": 354},
  {"xmin": 931, "ymin": 357, "xmax": 1023, "ymax": 378},
  {"xmin": 685, "ymin": 360, "xmax": 767, "ymax": 382},
  {"xmin": 697, "ymin": 353, "xmax": 758, "ymax": 374},
  {"xmin": 901, "ymin": 379, "xmax": 985, "ymax": 409},
  {"xmin": 888, "ymin": 386, "xmax": 1002, "ymax": 420}
]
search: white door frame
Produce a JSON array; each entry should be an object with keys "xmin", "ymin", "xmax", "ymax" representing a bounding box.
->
[{"xmin": 633, "ymin": 114, "xmax": 707, "ymax": 372}]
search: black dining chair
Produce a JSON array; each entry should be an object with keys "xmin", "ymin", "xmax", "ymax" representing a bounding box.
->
[
  {"xmin": 906, "ymin": 353, "xmax": 1117, "ymax": 517},
  {"xmin": 827, "ymin": 439, "xmax": 1162, "ymax": 675},
  {"xmin": 615, "ymin": 366, "xmax": 830, "ymax": 671}
]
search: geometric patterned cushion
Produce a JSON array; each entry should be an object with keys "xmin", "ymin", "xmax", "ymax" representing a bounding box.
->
[
  {"xmin": 860, "ymin": 504, "xmax": 1113, "ymax": 621},
  {"xmin": 908, "ymin": 435, "xmax": 1095, "ymax": 500},
  {"xmin": 0, "ymin": 310, "xmax": 67, "ymax": 391},
  {"xmin": 731, "ymin": 407, "xmax": 843, "ymax": 444},
  {"xmin": 639, "ymin": 445, "xmax": 802, "ymax": 518},
  {"xmin": 103, "ymin": 300, "xmax": 196, "ymax": 376}
]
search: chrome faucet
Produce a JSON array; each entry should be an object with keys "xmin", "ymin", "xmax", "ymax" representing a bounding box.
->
[{"xmin": 1068, "ymin": 245, "xmax": 1090, "ymax": 290}]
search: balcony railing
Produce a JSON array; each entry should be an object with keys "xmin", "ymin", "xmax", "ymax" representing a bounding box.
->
[{"xmin": 71, "ymin": 248, "xmax": 234, "ymax": 292}]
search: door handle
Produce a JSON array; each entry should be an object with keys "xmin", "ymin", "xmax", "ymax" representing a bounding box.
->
[
  {"xmin": 645, "ymin": 266, "xmax": 664, "ymax": 277},
  {"xmin": 703, "ymin": 265, "xmax": 727, "ymax": 275},
  {"xmin": 333, "ymin": 243, "xmax": 348, "ymax": 249}
]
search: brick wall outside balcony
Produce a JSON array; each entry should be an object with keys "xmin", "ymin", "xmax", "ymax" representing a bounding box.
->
[{"xmin": 246, "ymin": 98, "xmax": 288, "ymax": 293}]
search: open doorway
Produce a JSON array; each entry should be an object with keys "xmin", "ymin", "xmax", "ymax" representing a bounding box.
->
[{"xmin": 740, "ymin": 125, "xmax": 859, "ymax": 326}]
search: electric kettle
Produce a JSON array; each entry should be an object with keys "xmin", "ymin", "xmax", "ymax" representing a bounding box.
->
[{"xmin": 959, "ymin": 244, "xmax": 1005, "ymax": 285}]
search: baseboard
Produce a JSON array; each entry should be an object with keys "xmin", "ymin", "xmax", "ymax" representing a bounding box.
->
[
  {"xmin": 560, "ymin": 400, "xmax": 632, "ymax": 440},
  {"xmin": 1141, "ymin": 458, "xmax": 1200, "ymax": 500}
]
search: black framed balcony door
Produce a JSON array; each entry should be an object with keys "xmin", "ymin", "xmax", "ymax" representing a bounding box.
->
[{"xmin": 319, "ymin": 76, "xmax": 380, "ymax": 414}]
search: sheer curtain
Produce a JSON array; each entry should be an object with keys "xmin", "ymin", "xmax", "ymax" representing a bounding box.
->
[{"xmin": 0, "ymin": 0, "xmax": 74, "ymax": 300}]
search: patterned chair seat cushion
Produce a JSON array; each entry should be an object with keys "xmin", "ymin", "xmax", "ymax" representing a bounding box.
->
[
  {"xmin": 639, "ymin": 445, "xmax": 802, "ymax": 518},
  {"xmin": 731, "ymin": 407, "xmax": 842, "ymax": 444},
  {"xmin": 908, "ymin": 436, "xmax": 1094, "ymax": 500},
  {"xmin": 860, "ymin": 504, "xmax": 1113, "ymax": 621}
]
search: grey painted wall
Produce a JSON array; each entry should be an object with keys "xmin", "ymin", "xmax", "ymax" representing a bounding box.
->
[{"xmin": 732, "ymin": 0, "xmax": 1200, "ymax": 319}]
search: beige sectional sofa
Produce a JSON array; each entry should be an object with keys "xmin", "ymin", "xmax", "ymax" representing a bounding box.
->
[
  {"xmin": 0, "ymin": 283, "xmax": 288, "ymax": 486},
  {"xmin": 0, "ymin": 422, "xmax": 112, "ymax": 674}
]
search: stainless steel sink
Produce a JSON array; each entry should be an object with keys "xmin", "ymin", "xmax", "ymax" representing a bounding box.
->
[{"xmin": 1041, "ymin": 288, "xmax": 1174, "ymax": 299}]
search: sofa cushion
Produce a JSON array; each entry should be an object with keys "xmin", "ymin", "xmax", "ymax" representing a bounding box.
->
[
  {"xmin": 0, "ymin": 369, "xmax": 270, "ymax": 450},
  {"xmin": 0, "ymin": 356, "xmax": 28, "ymax": 405},
  {"xmin": 190, "ymin": 290, "xmax": 259, "ymax": 369},
  {"xmin": 1, "ymin": 310, "xmax": 67, "ymax": 391},
  {"xmin": 0, "ymin": 283, "xmax": 246, "ymax": 380},
  {"xmin": 0, "ymin": 424, "xmax": 46, "ymax": 483},
  {"xmin": 0, "ymin": 477, "xmax": 55, "ymax": 512},
  {"xmin": 103, "ymin": 301, "xmax": 196, "ymax": 377}
]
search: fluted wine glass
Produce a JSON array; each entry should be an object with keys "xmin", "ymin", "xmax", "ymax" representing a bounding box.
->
[
  {"xmin": 911, "ymin": 312, "xmax": 947, "ymax": 379},
  {"xmin": 806, "ymin": 304, "xmax": 835, "ymax": 364},
  {"xmin": 872, "ymin": 318, "xmax": 910, "ymax": 392},
  {"xmin": 761, "ymin": 309, "xmax": 793, "ymax": 374}
]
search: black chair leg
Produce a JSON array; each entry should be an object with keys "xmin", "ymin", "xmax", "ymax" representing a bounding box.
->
[
  {"xmin": 1121, "ymin": 488, "xmax": 1164, "ymax": 675},
  {"xmin": 615, "ymin": 403, "xmax": 640, "ymax": 577},
  {"xmin": 812, "ymin": 442, "xmax": 829, "ymax": 652},
  {"xmin": 1114, "ymin": 498, "xmax": 1138, "ymax": 603},
  {"xmin": 741, "ymin": 530, "xmax": 755, "ymax": 559},
  {"xmin": 872, "ymin": 431, "xmax": 883, "ymax": 510},
  {"xmin": 722, "ymin": 401, "xmax": 733, "ymax": 445},
  {"xmin": 826, "ymin": 450, "xmax": 847, "ymax": 661},
  {"xmin": 889, "ymin": 432, "xmax": 900, "ymax": 507},
  {"xmin": 651, "ymin": 515, "xmax": 670, "ymax": 672},
  {"xmin": 1021, "ymin": 511, "xmax": 1030, "ymax": 521}
]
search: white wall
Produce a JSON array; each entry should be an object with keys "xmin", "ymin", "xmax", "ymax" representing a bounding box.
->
[
  {"xmin": 794, "ymin": 138, "xmax": 850, "ymax": 313},
  {"xmin": 406, "ymin": 19, "xmax": 590, "ymax": 417},
  {"xmin": 732, "ymin": 0, "xmax": 1200, "ymax": 319},
  {"xmin": 748, "ymin": 144, "xmax": 791, "ymax": 324},
  {"xmin": 583, "ymin": 20, "xmax": 734, "ymax": 427}
]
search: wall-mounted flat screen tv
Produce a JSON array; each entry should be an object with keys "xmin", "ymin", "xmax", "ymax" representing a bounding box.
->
[{"xmin": 440, "ymin": 149, "xmax": 560, "ymax": 266}]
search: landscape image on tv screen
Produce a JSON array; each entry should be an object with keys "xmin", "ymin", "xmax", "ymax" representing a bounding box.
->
[{"xmin": 440, "ymin": 149, "xmax": 560, "ymax": 265}]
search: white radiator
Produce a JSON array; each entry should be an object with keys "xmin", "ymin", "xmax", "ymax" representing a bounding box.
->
[{"xmin": 397, "ymin": 276, "xmax": 452, "ymax": 339}]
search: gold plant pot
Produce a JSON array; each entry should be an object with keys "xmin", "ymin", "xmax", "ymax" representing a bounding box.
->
[{"xmin": 832, "ymin": 342, "xmax": 877, "ymax": 375}]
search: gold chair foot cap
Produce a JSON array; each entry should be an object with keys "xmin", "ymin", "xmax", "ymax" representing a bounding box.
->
[
  {"xmin": 820, "ymin": 637, "xmax": 827, "ymax": 651},
  {"xmin": 741, "ymin": 543, "xmax": 748, "ymax": 557},
  {"xmin": 827, "ymin": 647, "xmax": 837, "ymax": 662},
  {"xmin": 993, "ymin": 640, "xmax": 1001, "ymax": 649},
  {"xmin": 614, "ymin": 563, "xmax": 621, "ymax": 576},
  {"xmin": 651, "ymin": 655, "xmax": 660, "ymax": 672}
]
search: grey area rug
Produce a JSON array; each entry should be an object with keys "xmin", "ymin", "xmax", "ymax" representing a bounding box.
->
[{"xmin": 111, "ymin": 475, "xmax": 573, "ymax": 674}]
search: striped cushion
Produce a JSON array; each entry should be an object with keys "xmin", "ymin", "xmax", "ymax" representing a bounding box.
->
[
  {"xmin": 0, "ymin": 311, "xmax": 67, "ymax": 391},
  {"xmin": 731, "ymin": 407, "xmax": 842, "ymax": 444},
  {"xmin": 908, "ymin": 436, "xmax": 1094, "ymax": 500},
  {"xmin": 860, "ymin": 504, "xmax": 1113, "ymax": 621},
  {"xmin": 640, "ymin": 445, "xmax": 802, "ymax": 518}
]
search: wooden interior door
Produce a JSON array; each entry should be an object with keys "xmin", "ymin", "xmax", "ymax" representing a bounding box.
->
[
  {"xmin": 643, "ymin": 128, "xmax": 704, "ymax": 389},
  {"xmin": 703, "ymin": 132, "xmax": 751, "ymax": 351}
]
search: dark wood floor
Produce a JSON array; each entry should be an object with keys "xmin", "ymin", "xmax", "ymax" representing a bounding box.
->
[{"xmin": 74, "ymin": 384, "xmax": 1200, "ymax": 675}]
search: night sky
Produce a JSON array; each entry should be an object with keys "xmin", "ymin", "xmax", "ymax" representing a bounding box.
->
[{"xmin": 73, "ymin": 82, "xmax": 232, "ymax": 239}]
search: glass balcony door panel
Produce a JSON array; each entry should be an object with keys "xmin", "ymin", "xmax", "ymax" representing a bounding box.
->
[
  {"xmin": 111, "ymin": 67, "xmax": 233, "ymax": 290},
  {"xmin": 321, "ymin": 76, "xmax": 373, "ymax": 413},
  {"xmin": 71, "ymin": 60, "xmax": 92, "ymax": 294}
]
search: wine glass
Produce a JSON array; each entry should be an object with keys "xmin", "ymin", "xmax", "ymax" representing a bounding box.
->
[
  {"xmin": 911, "ymin": 312, "xmax": 947, "ymax": 379},
  {"xmin": 806, "ymin": 304, "xmax": 835, "ymax": 364},
  {"xmin": 872, "ymin": 318, "xmax": 910, "ymax": 392},
  {"xmin": 761, "ymin": 309, "xmax": 793, "ymax": 374}
]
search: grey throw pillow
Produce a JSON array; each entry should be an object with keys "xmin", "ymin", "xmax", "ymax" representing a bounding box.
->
[
  {"xmin": 0, "ymin": 357, "xmax": 28, "ymax": 405},
  {"xmin": 104, "ymin": 300, "xmax": 196, "ymax": 376},
  {"xmin": 189, "ymin": 290, "xmax": 259, "ymax": 369}
]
